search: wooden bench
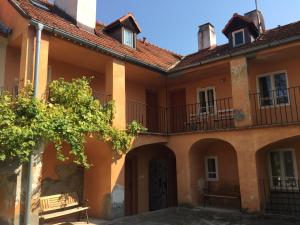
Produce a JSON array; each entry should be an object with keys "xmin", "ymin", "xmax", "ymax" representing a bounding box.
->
[
  {"xmin": 39, "ymin": 192, "xmax": 89, "ymax": 224},
  {"xmin": 203, "ymin": 182, "xmax": 241, "ymax": 210}
]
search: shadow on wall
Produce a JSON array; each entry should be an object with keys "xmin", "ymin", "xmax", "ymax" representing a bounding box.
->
[{"xmin": 41, "ymin": 163, "xmax": 84, "ymax": 200}]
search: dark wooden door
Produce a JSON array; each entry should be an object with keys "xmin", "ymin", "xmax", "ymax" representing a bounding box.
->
[
  {"xmin": 149, "ymin": 159, "xmax": 168, "ymax": 211},
  {"xmin": 146, "ymin": 90, "xmax": 159, "ymax": 132},
  {"xmin": 125, "ymin": 155, "xmax": 138, "ymax": 216},
  {"xmin": 169, "ymin": 89, "xmax": 186, "ymax": 132}
]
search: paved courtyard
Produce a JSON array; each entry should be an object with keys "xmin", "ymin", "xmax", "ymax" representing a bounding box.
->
[{"xmin": 56, "ymin": 207, "xmax": 300, "ymax": 225}]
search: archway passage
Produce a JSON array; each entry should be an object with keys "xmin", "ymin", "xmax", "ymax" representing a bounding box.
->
[
  {"xmin": 256, "ymin": 136, "xmax": 300, "ymax": 215},
  {"xmin": 189, "ymin": 138, "xmax": 240, "ymax": 209},
  {"xmin": 125, "ymin": 144, "xmax": 177, "ymax": 215}
]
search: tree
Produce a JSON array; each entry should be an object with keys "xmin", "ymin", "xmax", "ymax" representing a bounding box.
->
[{"xmin": 0, "ymin": 77, "xmax": 145, "ymax": 168}]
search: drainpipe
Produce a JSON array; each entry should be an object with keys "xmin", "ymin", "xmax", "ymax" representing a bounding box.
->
[{"xmin": 24, "ymin": 22, "xmax": 44, "ymax": 225}]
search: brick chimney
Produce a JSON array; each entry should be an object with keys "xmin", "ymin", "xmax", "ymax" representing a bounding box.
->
[
  {"xmin": 198, "ymin": 23, "xmax": 216, "ymax": 51},
  {"xmin": 54, "ymin": 0, "xmax": 97, "ymax": 32}
]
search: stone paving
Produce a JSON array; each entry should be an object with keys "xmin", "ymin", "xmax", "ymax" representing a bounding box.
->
[{"xmin": 56, "ymin": 207, "xmax": 300, "ymax": 225}]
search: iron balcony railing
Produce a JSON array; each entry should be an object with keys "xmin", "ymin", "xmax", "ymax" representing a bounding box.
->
[
  {"xmin": 126, "ymin": 100, "xmax": 167, "ymax": 133},
  {"xmin": 168, "ymin": 97, "xmax": 234, "ymax": 133},
  {"xmin": 93, "ymin": 91, "xmax": 111, "ymax": 104},
  {"xmin": 260, "ymin": 179, "xmax": 300, "ymax": 216},
  {"xmin": 126, "ymin": 97, "xmax": 234, "ymax": 134},
  {"xmin": 250, "ymin": 86, "xmax": 300, "ymax": 126}
]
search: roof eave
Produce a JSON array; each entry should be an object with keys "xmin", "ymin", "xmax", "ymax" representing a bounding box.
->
[
  {"xmin": 168, "ymin": 34, "xmax": 300, "ymax": 75},
  {"xmin": 29, "ymin": 19, "xmax": 169, "ymax": 74}
]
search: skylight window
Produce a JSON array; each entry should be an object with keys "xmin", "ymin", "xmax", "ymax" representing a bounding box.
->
[{"xmin": 232, "ymin": 29, "xmax": 245, "ymax": 47}]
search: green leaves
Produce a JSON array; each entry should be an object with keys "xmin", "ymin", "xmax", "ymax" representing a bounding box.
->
[{"xmin": 0, "ymin": 77, "xmax": 144, "ymax": 168}]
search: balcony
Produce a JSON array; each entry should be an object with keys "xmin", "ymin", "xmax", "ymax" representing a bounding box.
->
[
  {"xmin": 126, "ymin": 87, "xmax": 300, "ymax": 135},
  {"xmin": 250, "ymin": 86, "xmax": 300, "ymax": 127}
]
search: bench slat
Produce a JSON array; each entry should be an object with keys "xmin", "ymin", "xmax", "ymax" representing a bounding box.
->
[
  {"xmin": 204, "ymin": 194, "xmax": 240, "ymax": 199},
  {"xmin": 40, "ymin": 193, "xmax": 79, "ymax": 212},
  {"xmin": 40, "ymin": 207, "xmax": 89, "ymax": 220}
]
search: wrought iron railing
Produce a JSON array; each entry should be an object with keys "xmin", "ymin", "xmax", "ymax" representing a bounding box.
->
[
  {"xmin": 126, "ymin": 97, "xmax": 234, "ymax": 134},
  {"xmin": 250, "ymin": 86, "xmax": 300, "ymax": 126},
  {"xmin": 126, "ymin": 100, "xmax": 167, "ymax": 133},
  {"xmin": 260, "ymin": 179, "xmax": 300, "ymax": 215},
  {"xmin": 168, "ymin": 97, "xmax": 234, "ymax": 133}
]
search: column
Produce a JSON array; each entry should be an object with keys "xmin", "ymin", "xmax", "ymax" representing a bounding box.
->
[
  {"xmin": 19, "ymin": 28, "xmax": 49, "ymax": 224},
  {"xmin": 0, "ymin": 36, "xmax": 8, "ymax": 88},
  {"xmin": 105, "ymin": 58, "xmax": 126, "ymax": 218},
  {"xmin": 230, "ymin": 57, "xmax": 252, "ymax": 127},
  {"xmin": 236, "ymin": 145, "xmax": 261, "ymax": 212}
]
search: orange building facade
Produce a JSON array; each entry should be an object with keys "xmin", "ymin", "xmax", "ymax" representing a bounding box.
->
[{"xmin": 1, "ymin": 0, "xmax": 300, "ymax": 224}]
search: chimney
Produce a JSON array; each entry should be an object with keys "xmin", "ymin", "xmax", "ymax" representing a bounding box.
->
[
  {"xmin": 244, "ymin": 10, "xmax": 265, "ymax": 33},
  {"xmin": 198, "ymin": 23, "xmax": 216, "ymax": 51},
  {"xmin": 54, "ymin": 0, "xmax": 97, "ymax": 32}
]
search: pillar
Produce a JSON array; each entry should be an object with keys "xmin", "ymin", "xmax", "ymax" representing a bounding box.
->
[
  {"xmin": 236, "ymin": 145, "xmax": 261, "ymax": 212},
  {"xmin": 230, "ymin": 57, "xmax": 252, "ymax": 127},
  {"xmin": 0, "ymin": 36, "xmax": 8, "ymax": 88},
  {"xmin": 105, "ymin": 59, "xmax": 126, "ymax": 130},
  {"xmin": 105, "ymin": 59, "xmax": 126, "ymax": 218},
  {"xmin": 19, "ymin": 27, "xmax": 49, "ymax": 224}
]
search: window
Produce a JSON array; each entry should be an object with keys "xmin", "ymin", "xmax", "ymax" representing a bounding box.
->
[
  {"xmin": 197, "ymin": 87, "xmax": 216, "ymax": 114},
  {"xmin": 123, "ymin": 28, "xmax": 134, "ymax": 48},
  {"xmin": 269, "ymin": 149, "xmax": 298, "ymax": 189},
  {"xmin": 258, "ymin": 72, "xmax": 289, "ymax": 107},
  {"xmin": 232, "ymin": 29, "xmax": 245, "ymax": 47},
  {"xmin": 205, "ymin": 156, "xmax": 218, "ymax": 181}
]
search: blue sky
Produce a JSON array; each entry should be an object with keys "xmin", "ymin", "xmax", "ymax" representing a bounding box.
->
[{"xmin": 96, "ymin": 0, "xmax": 300, "ymax": 55}]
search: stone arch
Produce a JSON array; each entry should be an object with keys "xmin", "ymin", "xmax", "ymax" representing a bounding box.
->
[
  {"xmin": 125, "ymin": 143, "xmax": 177, "ymax": 215},
  {"xmin": 189, "ymin": 138, "xmax": 240, "ymax": 208}
]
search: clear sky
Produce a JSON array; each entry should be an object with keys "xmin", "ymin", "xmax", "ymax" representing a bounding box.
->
[{"xmin": 96, "ymin": 0, "xmax": 300, "ymax": 55}]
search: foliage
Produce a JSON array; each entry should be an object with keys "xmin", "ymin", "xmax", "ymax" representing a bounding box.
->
[{"xmin": 0, "ymin": 78, "xmax": 145, "ymax": 168}]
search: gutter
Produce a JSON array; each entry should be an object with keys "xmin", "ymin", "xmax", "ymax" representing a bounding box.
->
[
  {"xmin": 168, "ymin": 34, "xmax": 300, "ymax": 75},
  {"xmin": 24, "ymin": 22, "xmax": 44, "ymax": 225},
  {"xmin": 29, "ymin": 19, "xmax": 168, "ymax": 74}
]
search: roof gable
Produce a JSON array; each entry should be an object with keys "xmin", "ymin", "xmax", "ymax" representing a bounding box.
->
[
  {"xmin": 223, "ymin": 13, "xmax": 259, "ymax": 38},
  {"xmin": 104, "ymin": 13, "xmax": 142, "ymax": 34}
]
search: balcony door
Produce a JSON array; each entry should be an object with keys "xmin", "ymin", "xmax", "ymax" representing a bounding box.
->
[
  {"xmin": 169, "ymin": 89, "xmax": 186, "ymax": 132},
  {"xmin": 269, "ymin": 149, "xmax": 298, "ymax": 190}
]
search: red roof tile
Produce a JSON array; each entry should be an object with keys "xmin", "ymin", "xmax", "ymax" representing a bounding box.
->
[
  {"xmin": 172, "ymin": 20, "xmax": 300, "ymax": 72},
  {"xmin": 104, "ymin": 13, "xmax": 142, "ymax": 34},
  {"xmin": 12, "ymin": 0, "xmax": 182, "ymax": 71}
]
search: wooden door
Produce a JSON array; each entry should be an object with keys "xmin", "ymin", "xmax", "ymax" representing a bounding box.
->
[
  {"xmin": 125, "ymin": 155, "xmax": 138, "ymax": 215},
  {"xmin": 146, "ymin": 90, "xmax": 159, "ymax": 132},
  {"xmin": 169, "ymin": 89, "xmax": 186, "ymax": 132},
  {"xmin": 149, "ymin": 159, "xmax": 168, "ymax": 211}
]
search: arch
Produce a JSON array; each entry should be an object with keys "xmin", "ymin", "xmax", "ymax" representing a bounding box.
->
[
  {"xmin": 189, "ymin": 138, "xmax": 240, "ymax": 208},
  {"xmin": 125, "ymin": 143, "xmax": 177, "ymax": 215},
  {"xmin": 256, "ymin": 135, "xmax": 300, "ymax": 214}
]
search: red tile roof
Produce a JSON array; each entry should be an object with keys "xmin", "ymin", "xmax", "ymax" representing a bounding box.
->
[
  {"xmin": 11, "ymin": 0, "xmax": 182, "ymax": 71},
  {"xmin": 172, "ymin": 20, "xmax": 300, "ymax": 72}
]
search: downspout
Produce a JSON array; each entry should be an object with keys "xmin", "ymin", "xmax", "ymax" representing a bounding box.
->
[{"xmin": 24, "ymin": 22, "xmax": 44, "ymax": 225}]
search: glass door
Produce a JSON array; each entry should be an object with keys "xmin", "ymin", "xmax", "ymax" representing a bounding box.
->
[{"xmin": 269, "ymin": 150, "xmax": 298, "ymax": 190}]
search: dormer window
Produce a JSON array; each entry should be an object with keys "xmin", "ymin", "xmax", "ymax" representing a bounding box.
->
[
  {"xmin": 232, "ymin": 29, "xmax": 245, "ymax": 47},
  {"xmin": 123, "ymin": 28, "xmax": 135, "ymax": 48},
  {"xmin": 104, "ymin": 13, "xmax": 141, "ymax": 49}
]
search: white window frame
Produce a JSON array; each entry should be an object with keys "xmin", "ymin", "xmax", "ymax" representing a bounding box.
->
[
  {"xmin": 268, "ymin": 148, "xmax": 298, "ymax": 190},
  {"xmin": 196, "ymin": 86, "xmax": 216, "ymax": 115},
  {"xmin": 232, "ymin": 29, "xmax": 245, "ymax": 47},
  {"xmin": 256, "ymin": 70, "xmax": 289, "ymax": 108},
  {"xmin": 205, "ymin": 156, "xmax": 219, "ymax": 182},
  {"xmin": 122, "ymin": 27, "xmax": 135, "ymax": 48}
]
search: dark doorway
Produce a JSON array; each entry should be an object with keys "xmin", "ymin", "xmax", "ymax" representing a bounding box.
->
[
  {"xmin": 149, "ymin": 159, "xmax": 168, "ymax": 211},
  {"xmin": 169, "ymin": 89, "xmax": 186, "ymax": 132},
  {"xmin": 146, "ymin": 90, "xmax": 159, "ymax": 132},
  {"xmin": 125, "ymin": 155, "xmax": 138, "ymax": 216},
  {"xmin": 125, "ymin": 145, "xmax": 177, "ymax": 215}
]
